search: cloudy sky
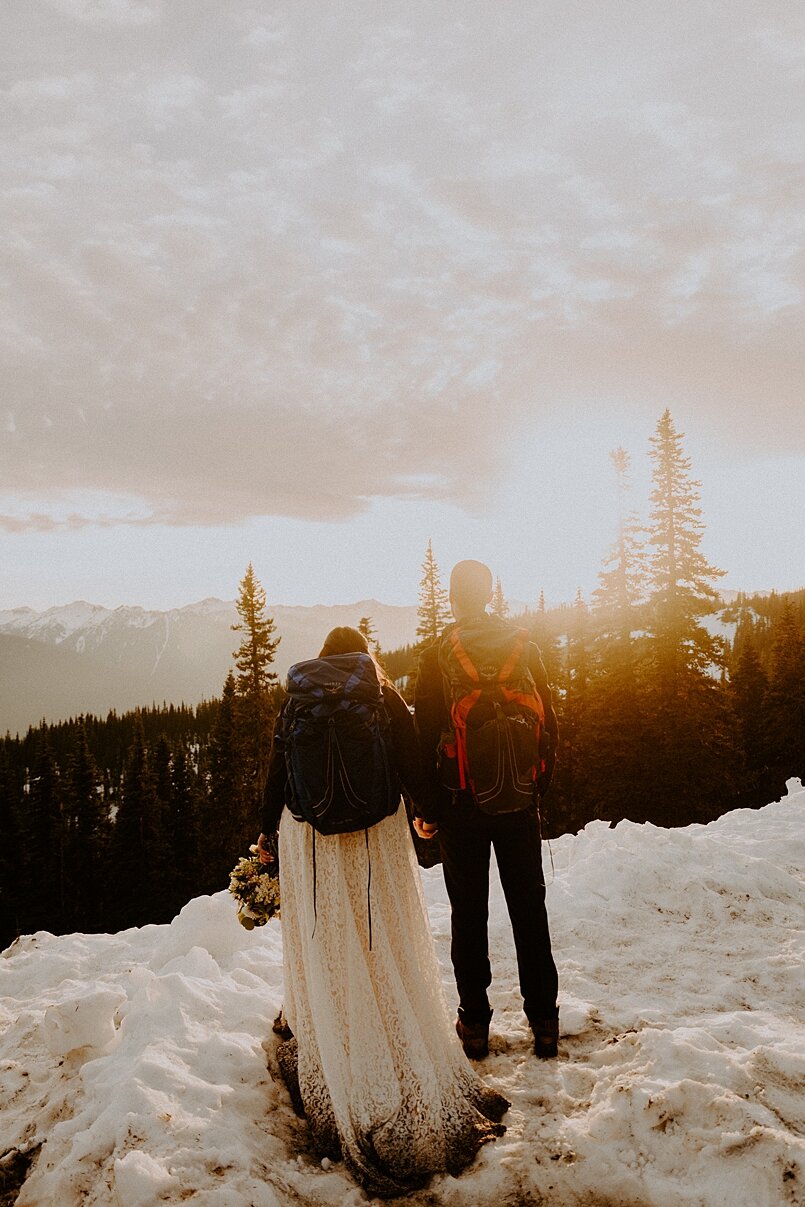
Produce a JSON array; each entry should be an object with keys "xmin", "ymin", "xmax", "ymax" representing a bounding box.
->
[{"xmin": 2, "ymin": 0, "xmax": 803, "ymax": 610}]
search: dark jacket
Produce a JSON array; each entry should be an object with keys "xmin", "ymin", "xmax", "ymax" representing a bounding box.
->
[
  {"xmin": 413, "ymin": 614, "xmax": 559, "ymax": 821},
  {"xmin": 261, "ymin": 680, "xmax": 438, "ymax": 835}
]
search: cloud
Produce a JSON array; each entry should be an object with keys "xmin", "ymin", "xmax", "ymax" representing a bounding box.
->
[
  {"xmin": 1, "ymin": 1, "xmax": 804, "ymax": 530},
  {"xmin": 0, "ymin": 512, "xmax": 149, "ymax": 533},
  {"xmin": 0, "ymin": 489, "xmax": 156, "ymax": 533},
  {"xmin": 43, "ymin": 0, "xmax": 161, "ymax": 24}
]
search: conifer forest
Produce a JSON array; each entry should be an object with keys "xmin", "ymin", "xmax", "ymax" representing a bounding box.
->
[{"xmin": 1, "ymin": 413, "xmax": 803, "ymax": 948}]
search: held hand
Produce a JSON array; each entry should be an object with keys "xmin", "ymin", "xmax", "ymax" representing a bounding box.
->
[
  {"xmin": 256, "ymin": 833, "xmax": 276, "ymax": 865},
  {"xmin": 413, "ymin": 817, "xmax": 439, "ymax": 840}
]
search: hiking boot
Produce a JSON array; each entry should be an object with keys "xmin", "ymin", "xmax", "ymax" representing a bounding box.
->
[
  {"xmin": 531, "ymin": 1016, "xmax": 559, "ymax": 1059},
  {"xmin": 456, "ymin": 1014, "xmax": 490, "ymax": 1060}
]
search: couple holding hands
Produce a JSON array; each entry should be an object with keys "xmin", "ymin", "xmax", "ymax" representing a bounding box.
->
[{"xmin": 256, "ymin": 559, "xmax": 559, "ymax": 1198}]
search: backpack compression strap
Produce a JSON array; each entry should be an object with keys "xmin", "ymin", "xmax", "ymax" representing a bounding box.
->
[
  {"xmin": 445, "ymin": 628, "xmax": 545, "ymax": 789},
  {"xmin": 451, "ymin": 628, "xmax": 546, "ymax": 724},
  {"xmin": 447, "ymin": 626, "xmax": 528, "ymax": 684}
]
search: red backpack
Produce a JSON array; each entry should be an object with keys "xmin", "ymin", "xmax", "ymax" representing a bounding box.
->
[{"xmin": 437, "ymin": 619, "xmax": 546, "ymax": 813}]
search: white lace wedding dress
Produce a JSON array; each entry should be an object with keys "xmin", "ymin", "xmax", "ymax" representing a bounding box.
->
[{"xmin": 275, "ymin": 803, "xmax": 508, "ymax": 1198}]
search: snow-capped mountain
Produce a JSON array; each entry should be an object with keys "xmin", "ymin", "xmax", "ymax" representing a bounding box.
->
[{"xmin": 0, "ymin": 598, "xmax": 419, "ymax": 734}]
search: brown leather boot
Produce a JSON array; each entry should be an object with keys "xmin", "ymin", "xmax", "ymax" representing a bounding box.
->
[
  {"xmin": 531, "ymin": 1016, "xmax": 559, "ymax": 1059},
  {"xmin": 456, "ymin": 1015, "xmax": 490, "ymax": 1060}
]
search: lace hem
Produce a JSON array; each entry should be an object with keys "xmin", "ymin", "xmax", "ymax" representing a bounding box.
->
[
  {"xmin": 276, "ymin": 1034, "xmax": 508, "ymax": 1198},
  {"xmin": 275, "ymin": 807, "xmax": 510, "ymax": 1198}
]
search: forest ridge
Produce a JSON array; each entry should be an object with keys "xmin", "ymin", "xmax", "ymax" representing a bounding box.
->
[{"xmin": 1, "ymin": 412, "xmax": 803, "ymax": 947}]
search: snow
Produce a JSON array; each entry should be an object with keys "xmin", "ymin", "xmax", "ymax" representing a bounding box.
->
[
  {"xmin": 0, "ymin": 601, "xmax": 232, "ymax": 644},
  {"xmin": 177, "ymin": 598, "xmax": 237, "ymax": 618},
  {"xmin": 2, "ymin": 784, "xmax": 803, "ymax": 1207}
]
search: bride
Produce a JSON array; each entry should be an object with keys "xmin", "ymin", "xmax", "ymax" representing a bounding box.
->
[{"xmin": 257, "ymin": 626, "xmax": 508, "ymax": 1198}]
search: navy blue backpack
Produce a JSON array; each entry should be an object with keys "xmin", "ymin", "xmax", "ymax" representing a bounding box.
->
[{"xmin": 280, "ymin": 653, "xmax": 401, "ymax": 836}]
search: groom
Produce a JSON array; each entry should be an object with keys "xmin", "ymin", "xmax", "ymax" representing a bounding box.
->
[{"xmin": 413, "ymin": 559, "xmax": 560, "ymax": 1060}]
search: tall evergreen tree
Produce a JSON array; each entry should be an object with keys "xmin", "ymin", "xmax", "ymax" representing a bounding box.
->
[
  {"xmin": 111, "ymin": 719, "xmax": 161, "ymax": 928},
  {"xmin": 593, "ymin": 447, "xmax": 648, "ymax": 638},
  {"xmin": 169, "ymin": 745, "xmax": 202, "ymax": 909},
  {"xmin": 764, "ymin": 599, "xmax": 805, "ymax": 780},
  {"xmin": 62, "ymin": 719, "xmax": 107, "ymax": 930},
  {"xmin": 21, "ymin": 731, "xmax": 65, "ymax": 932},
  {"xmin": 730, "ymin": 598, "xmax": 767, "ymax": 673},
  {"xmin": 646, "ymin": 410, "xmax": 726, "ymax": 691},
  {"xmin": 205, "ymin": 671, "xmax": 247, "ymax": 889},
  {"xmin": 642, "ymin": 412, "xmax": 736, "ymax": 823},
  {"xmin": 723, "ymin": 632, "xmax": 788, "ymax": 808},
  {"xmin": 729, "ymin": 636, "xmax": 768, "ymax": 772},
  {"xmin": 528, "ymin": 591, "xmax": 561, "ymax": 687},
  {"xmin": 548, "ymin": 592, "xmax": 590, "ymax": 835},
  {"xmin": 0, "ymin": 747, "xmax": 23, "ymax": 946},
  {"xmin": 358, "ymin": 616, "xmax": 380, "ymax": 652},
  {"xmin": 490, "ymin": 577, "xmax": 510, "ymax": 619},
  {"xmin": 231, "ymin": 564, "xmax": 280, "ymax": 824},
  {"xmin": 582, "ymin": 448, "xmax": 651, "ymax": 824},
  {"xmin": 149, "ymin": 734, "xmax": 175, "ymax": 916},
  {"xmin": 416, "ymin": 540, "xmax": 451, "ymax": 645}
]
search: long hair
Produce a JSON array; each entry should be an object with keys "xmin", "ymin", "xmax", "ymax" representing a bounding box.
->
[{"xmin": 319, "ymin": 626, "xmax": 389, "ymax": 685}]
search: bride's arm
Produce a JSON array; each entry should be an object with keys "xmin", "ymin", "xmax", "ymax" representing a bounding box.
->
[
  {"xmin": 257, "ymin": 702, "xmax": 288, "ymax": 858},
  {"xmin": 383, "ymin": 684, "xmax": 439, "ymax": 827}
]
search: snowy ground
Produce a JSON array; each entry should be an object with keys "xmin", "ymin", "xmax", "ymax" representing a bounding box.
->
[{"xmin": 2, "ymin": 784, "xmax": 803, "ymax": 1207}]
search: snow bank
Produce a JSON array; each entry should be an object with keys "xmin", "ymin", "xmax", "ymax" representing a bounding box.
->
[{"xmin": 1, "ymin": 783, "xmax": 803, "ymax": 1206}]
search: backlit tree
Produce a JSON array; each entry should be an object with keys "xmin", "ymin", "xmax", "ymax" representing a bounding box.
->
[
  {"xmin": 416, "ymin": 540, "xmax": 451, "ymax": 646},
  {"xmin": 647, "ymin": 410, "xmax": 726, "ymax": 692},
  {"xmin": 490, "ymin": 577, "xmax": 510, "ymax": 620},
  {"xmin": 232, "ymin": 564, "xmax": 280, "ymax": 822}
]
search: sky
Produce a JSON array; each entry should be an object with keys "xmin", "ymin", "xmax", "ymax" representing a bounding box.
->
[{"xmin": 2, "ymin": 0, "xmax": 804, "ymax": 610}]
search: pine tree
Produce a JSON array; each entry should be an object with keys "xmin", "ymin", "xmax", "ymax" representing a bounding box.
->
[
  {"xmin": 764, "ymin": 599, "xmax": 805, "ymax": 779},
  {"xmin": 149, "ymin": 734, "xmax": 175, "ymax": 919},
  {"xmin": 0, "ymin": 747, "xmax": 23, "ymax": 946},
  {"xmin": 490, "ymin": 577, "xmax": 510, "ymax": 620},
  {"xmin": 548, "ymin": 592, "xmax": 591, "ymax": 834},
  {"xmin": 731, "ymin": 599, "xmax": 766, "ymax": 673},
  {"xmin": 111, "ymin": 719, "xmax": 161, "ymax": 928},
  {"xmin": 21, "ymin": 731, "xmax": 65, "ymax": 932},
  {"xmin": 358, "ymin": 616, "xmax": 380, "ymax": 652},
  {"xmin": 62, "ymin": 719, "xmax": 107, "ymax": 930},
  {"xmin": 728, "ymin": 637, "xmax": 767, "ymax": 767},
  {"xmin": 646, "ymin": 410, "xmax": 727, "ymax": 691},
  {"xmin": 723, "ymin": 632, "xmax": 779, "ymax": 812},
  {"xmin": 205, "ymin": 671, "xmax": 247, "ymax": 890},
  {"xmin": 232, "ymin": 564, "xmax": 280, "ymax": 824},
  {"xmin": 580, "ymin": 448, "xmax": 652, "ymax": 824},
  {"xmin": 641, "ymin": 412, "xmax": 737, "ymax": 823},
  {"xmin": 169, "ymin": 745, "xmax": 202, "ymax": 908},
  {"xmin": 527, "ymin": 589, "xmax": 561, "ymax": 687},
  {"xmin": 377, "ymin": 642, "xmax": 418, "ymax": 701},
  {"xmin": 593, "ymin": 447, "xmax": 648, "ymax": 638},
  {"xmin": 416, "ymin": 540, "xmax": 451, "ymax": 645}
]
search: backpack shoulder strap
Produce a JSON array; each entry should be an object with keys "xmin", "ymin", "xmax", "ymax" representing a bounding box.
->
[{"xmin": 443, "ymin": 627, "xmax": 481, "ymax": 683}]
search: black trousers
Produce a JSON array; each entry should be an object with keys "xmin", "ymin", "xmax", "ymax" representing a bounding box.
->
[{"xmin": 438, "ymin": 793, "xmax": 559, "ymax": 1026}]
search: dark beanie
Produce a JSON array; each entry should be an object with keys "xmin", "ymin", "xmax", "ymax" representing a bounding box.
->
[{"xmin": 449, "ymin": 560, "xmax": 493, "ymax": 612}]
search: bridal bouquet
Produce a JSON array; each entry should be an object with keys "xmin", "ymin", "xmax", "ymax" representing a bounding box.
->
[{"xmin": 229, "ymin": 843, "xmax": 280, "ymax": 930}]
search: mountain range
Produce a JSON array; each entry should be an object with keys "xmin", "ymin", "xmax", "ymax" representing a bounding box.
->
[
  {"xmin": 0, "ymin": 599, "xmax": 419, "ymax": 736},
  {"xmin": 0, "ymin": 591, "xmax": 751, "ymax": 736}
]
